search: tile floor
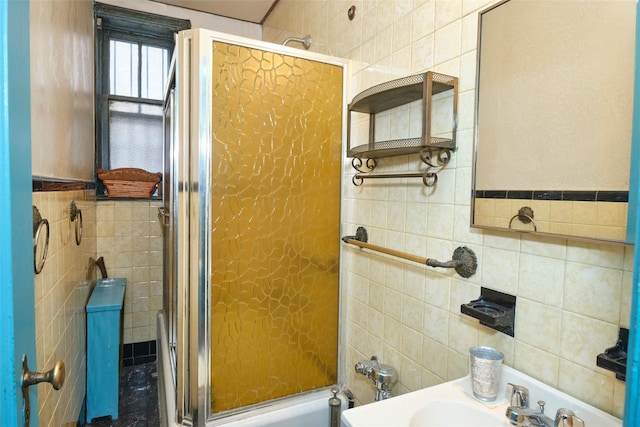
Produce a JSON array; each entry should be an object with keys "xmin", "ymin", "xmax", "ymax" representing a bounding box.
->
[{"xmin": 83, "ymin": 362, "xmax": 159, "ymax": 427}]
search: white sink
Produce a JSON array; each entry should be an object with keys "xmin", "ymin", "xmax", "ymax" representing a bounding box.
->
[
  {"xmin": 409, "ymin": 400, "xmax": 505, "ymax": 427},
  {"xmin": 341, "ymin": 365, "xmax": 621, "ymax": 427}
]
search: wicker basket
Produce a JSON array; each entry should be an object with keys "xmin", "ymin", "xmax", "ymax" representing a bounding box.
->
[{"xmin": 97, "ymin": 168, "xmax": 162, "ymax": 198}]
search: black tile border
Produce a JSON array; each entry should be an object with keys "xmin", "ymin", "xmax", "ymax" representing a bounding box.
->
[
  {"xmin": 33, "ymin": 178, "xmax": 96, "ymax": 192},
  {"xmin": 123, "ymin": 340, "xmax": 157, "ymax": 366},
  {"xmin": 533, "ymin": 191, "xmax": 563, "ymax": 201},
  {"xmin": 597, "ymin": 191, "xmax": 629, "ymax": 202},
  {"xmin": 474, "ymin": 190, "xmax": 628, "ymax": 203}
]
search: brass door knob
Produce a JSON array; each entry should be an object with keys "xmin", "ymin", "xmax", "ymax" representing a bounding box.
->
[
  {"xmin": 23, "ymin": 358, "xmax": 65, "ymax": 390},
  {"xmin": 21, "ymin": 355, "xmax": 65, "ymax": 426}
]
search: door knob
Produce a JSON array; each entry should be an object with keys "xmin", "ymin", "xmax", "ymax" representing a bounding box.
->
[{"xmin": 21, "ymin": 355, "xmax": 65, "ymax": 426}]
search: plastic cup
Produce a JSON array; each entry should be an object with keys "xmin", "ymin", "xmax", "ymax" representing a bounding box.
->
[{"xmin": 469, "ymin": 346, "xmax": 504, "ymax": 401}]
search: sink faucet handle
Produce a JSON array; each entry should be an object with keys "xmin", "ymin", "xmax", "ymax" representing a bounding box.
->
[
  {"xmin": 555, "ymin": 408, "xmax": 585, "ymax": 427},
  {"xmin": 538, "ymin": 400, "xmax": 546, "ymax": 414},
  {"xmin": 506, "ymin": 383, "xmax": 530, "ymax": 407}
]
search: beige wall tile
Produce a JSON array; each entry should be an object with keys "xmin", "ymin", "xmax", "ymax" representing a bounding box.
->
[
  {"xmin": 598, "ymin": 202, "xmax": 628, "ymax": 227},
  {"xmin": 549, "ymin": 200, "xmax": 573, "ymax": 223},
  {"xmin": 477, "ymin": 327, "xmax": 514, "ymax": 366},
  {"xmin": 446, "ymin": 348, "xmax": 469, "ymax": 381},
  {"xmin": 422, "ymin": 336, "xmax": 448, "ymax": 378},
  {"xmin": 516, "ymin": 298, "xmax": 562, "ymax": 354},
  {"xmin": 620, "ymin": 271, "xmax": 633, "ymax": 328},
  {"xmin": 349, "ymin": 298, "xmax": 367, "ymax": 329},
  {"xmin": 564, "ymin": 262, "xmax": 622, "ymax": 323},
  {"xmin": 33, "ymin": 190, "xmax": 95, "ymax": 426},
  {"xmin": 423, "ymin": 305, "xmax": 449, "ymax": 345},
  {"xmin": 566, "ymin": 241, "xmax": 625, "ymax": 269},
  {"xmin": 613, "ymin": 381, "xmax": 626, "ymax": 419},
  {"xmin": 447, "ymin": 313, "xmax": 478, "ymax": 355},
  {"xmin": 494, "ymin": 199, "xmax": 512, "ymax": 219},
  {"xmin": 425, "ymin": 273, "xmax": 451, "ymax": 310},
  {"xmin": 558, "ymin": 359, "xmax": 615, "ymax": 413},
  {"xmin": 95, "ymin": 200, "xmax": 162, "ymax": 344},
  {"xmin": 401, "ymin": 356, "xmax": 423, "ymax": 391},
  {"xmin": 513, "ymin": 342, "xmax": 559, "ymax": 388},
  {"xmin": 402, "ymin": 295, "xmax": 424, "ymax": 330},
  {"xmin": 573, "ymin": 201, "xmax": 598, "ymax": 225},
  {"xmin": 560, "ymin": 312, "xmax": 618, "ymax": 371},
  {"xmin": 403, "ymin": 267, "xmax": 426, "ymax": 300},
  {"xmin": 481, "ymin": 246, "xmax": 519, "ymax": 295},
  {"xmin": 384, "ymin": 316, "xmax": 403, "ymax": 350},
  {"xmin": 421, "ymin": 367, "xmax": 443, "ymax": 389},
  {"xmin": 518, "ymin": 253, "xmax": 564, "ymax": 306},
  {"xmin": 402, "ymin": 326, "xmax": 423, "ymax": 363}
]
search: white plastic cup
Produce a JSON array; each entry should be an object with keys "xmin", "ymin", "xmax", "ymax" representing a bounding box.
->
[{"xmin": 469, "ymin": 346, "xmax": 504, "ymax": 401}]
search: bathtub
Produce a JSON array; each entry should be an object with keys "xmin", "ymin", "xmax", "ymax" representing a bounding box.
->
[
  {"xmin": 157, "ymin": 313, "xmax": 347, "ymax": 427},
  {"xmin": 157, "ymin": 313, "xmax": 179, "ymax": 427}
]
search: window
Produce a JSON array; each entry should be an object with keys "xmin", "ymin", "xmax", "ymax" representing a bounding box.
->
[
  {"xmin": 107, "ymin": 39, "xmax": 168, "ymax": 174},
  {"xmin": 94, "ymin": 3, "xmax": 190, "ymax": 195}
]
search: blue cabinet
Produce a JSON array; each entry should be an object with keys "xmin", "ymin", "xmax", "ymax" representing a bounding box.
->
[{"xmin": 86, "ymin": 278, "xmax": 126, "ymax": 422}]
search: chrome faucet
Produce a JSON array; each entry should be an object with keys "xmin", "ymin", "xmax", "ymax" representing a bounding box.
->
[
  {"xmin": 507, "ymin": 383, "xmax": 530, "ymax": 407},
  {"xmin": 555, "ymin": 408, "xmax": 585, "ymax": 427},
  {"xmin": 354, "ymin": 356, "xmax": 398, "ymax": 401},
  {"xmin": 505, "ymin": 383, "xmax": 585, "ymax": 427},
  {"xmin": 506, "ymin": 401, "xmax": 554, "ymax": 427}
]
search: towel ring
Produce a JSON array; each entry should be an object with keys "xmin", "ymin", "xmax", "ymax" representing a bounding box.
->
[
  {"xmin": 33, "ymin": 206, "xmax": 50, "ymax": 274},
  {"xmin": 508, "ymin": 206, "xmax": 537, "ymax": 231},
  {"xmin": 70, "ymin": 201, "xmax": 82, "ymax": 245}
]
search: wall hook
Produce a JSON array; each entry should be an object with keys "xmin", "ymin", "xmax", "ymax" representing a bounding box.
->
[{"xmin": 347, "ymin": 5, "xmax": 356, "ymax": 20}]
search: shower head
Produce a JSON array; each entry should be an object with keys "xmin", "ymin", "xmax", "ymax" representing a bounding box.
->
[{"xmin": 282, "ymin": 34, "xmax": 311, "ymax": 49}]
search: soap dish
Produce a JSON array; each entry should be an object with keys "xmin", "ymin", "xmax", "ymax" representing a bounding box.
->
[
  {"xmin": 461, "ymin": 287, "xmax": 516, "ymax": 337},
  {"xmin": 597, "ymin": 327, "xmax": 628, "ymax": 381}
]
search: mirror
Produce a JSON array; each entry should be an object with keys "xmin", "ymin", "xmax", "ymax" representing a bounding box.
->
[{"xmin": 472, "ymin": 0, "xmax": 637, "ymax": 244}]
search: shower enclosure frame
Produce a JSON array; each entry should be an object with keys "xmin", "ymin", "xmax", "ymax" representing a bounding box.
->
[{"xmin": 165, "ymin": 28, "xmax": 351, "ymax": 426}]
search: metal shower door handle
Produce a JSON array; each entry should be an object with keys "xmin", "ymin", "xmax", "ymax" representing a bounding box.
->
[
  {"xmin": 21, "ymin": 355, "xmax": 65, "ymax": 427},
  {"xmin": 158, "ymin": 207, "xmax": 170, "ymax": 226}
]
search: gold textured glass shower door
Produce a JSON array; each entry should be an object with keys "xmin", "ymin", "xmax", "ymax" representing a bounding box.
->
[{"xmin": 209, "ymin": 42, "xmax": 343, "ymax": 414}]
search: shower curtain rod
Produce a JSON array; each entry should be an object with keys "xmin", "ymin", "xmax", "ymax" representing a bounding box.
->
[{"xmin": 341, "ymin": 227, "xmax": 477, "ymax": 278}]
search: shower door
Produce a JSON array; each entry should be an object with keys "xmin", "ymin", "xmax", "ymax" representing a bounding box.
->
[
  {"xmin": 161, "ymin": 67, "xmax": 177, "ymax": 387},
  {"xmin": 173, "ymin": 29, "xmax": 346, "ymax": 425}
]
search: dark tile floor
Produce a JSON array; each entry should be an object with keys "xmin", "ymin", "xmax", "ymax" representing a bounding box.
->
[{"xmin": 83, "ymin": 362, "xmax": 160, "ymax": 427}]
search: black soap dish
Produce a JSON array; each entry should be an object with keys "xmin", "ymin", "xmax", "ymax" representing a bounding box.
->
[
  {"xmin": 597, "ymin": 327, "xmax": 628, "ymax": 381},
  {"xmin": 461, "ymin": 287, "xmax": 516, "ymax": 337}
]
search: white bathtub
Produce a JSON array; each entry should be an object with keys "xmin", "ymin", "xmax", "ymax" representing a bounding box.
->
[
  {"xmin": 211, "ymin": 391, "xmax": 348, "ymax": 427},
  {"xmin": 157, "ymin": 313, "xmax": 347, "ymax": 427}
]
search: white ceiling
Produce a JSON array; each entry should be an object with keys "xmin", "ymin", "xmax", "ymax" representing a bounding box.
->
[{"xmin": 151, "ymin": 0, "xmax": 278, "ymax": 24}]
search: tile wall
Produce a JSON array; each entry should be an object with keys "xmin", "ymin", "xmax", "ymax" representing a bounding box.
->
[
  {"xmin": 264, "ymin": 0, "xmax": 631, "ymax": 417},
  {"xmin": 474, "ymin": 199, "xmax": 628, "ymax": 241},
  {"xmin": 96, "ymin": 199, "xmax": 163, "ymax": 344},
  {"xmin": 33, "ymin": 190, "xmax": 96, "ymax": 426}
]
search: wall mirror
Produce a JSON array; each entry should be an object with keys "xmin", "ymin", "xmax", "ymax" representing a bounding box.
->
[{"xmin": 471, "ymin": 0, "xmax": 637, "ymax": 244}]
